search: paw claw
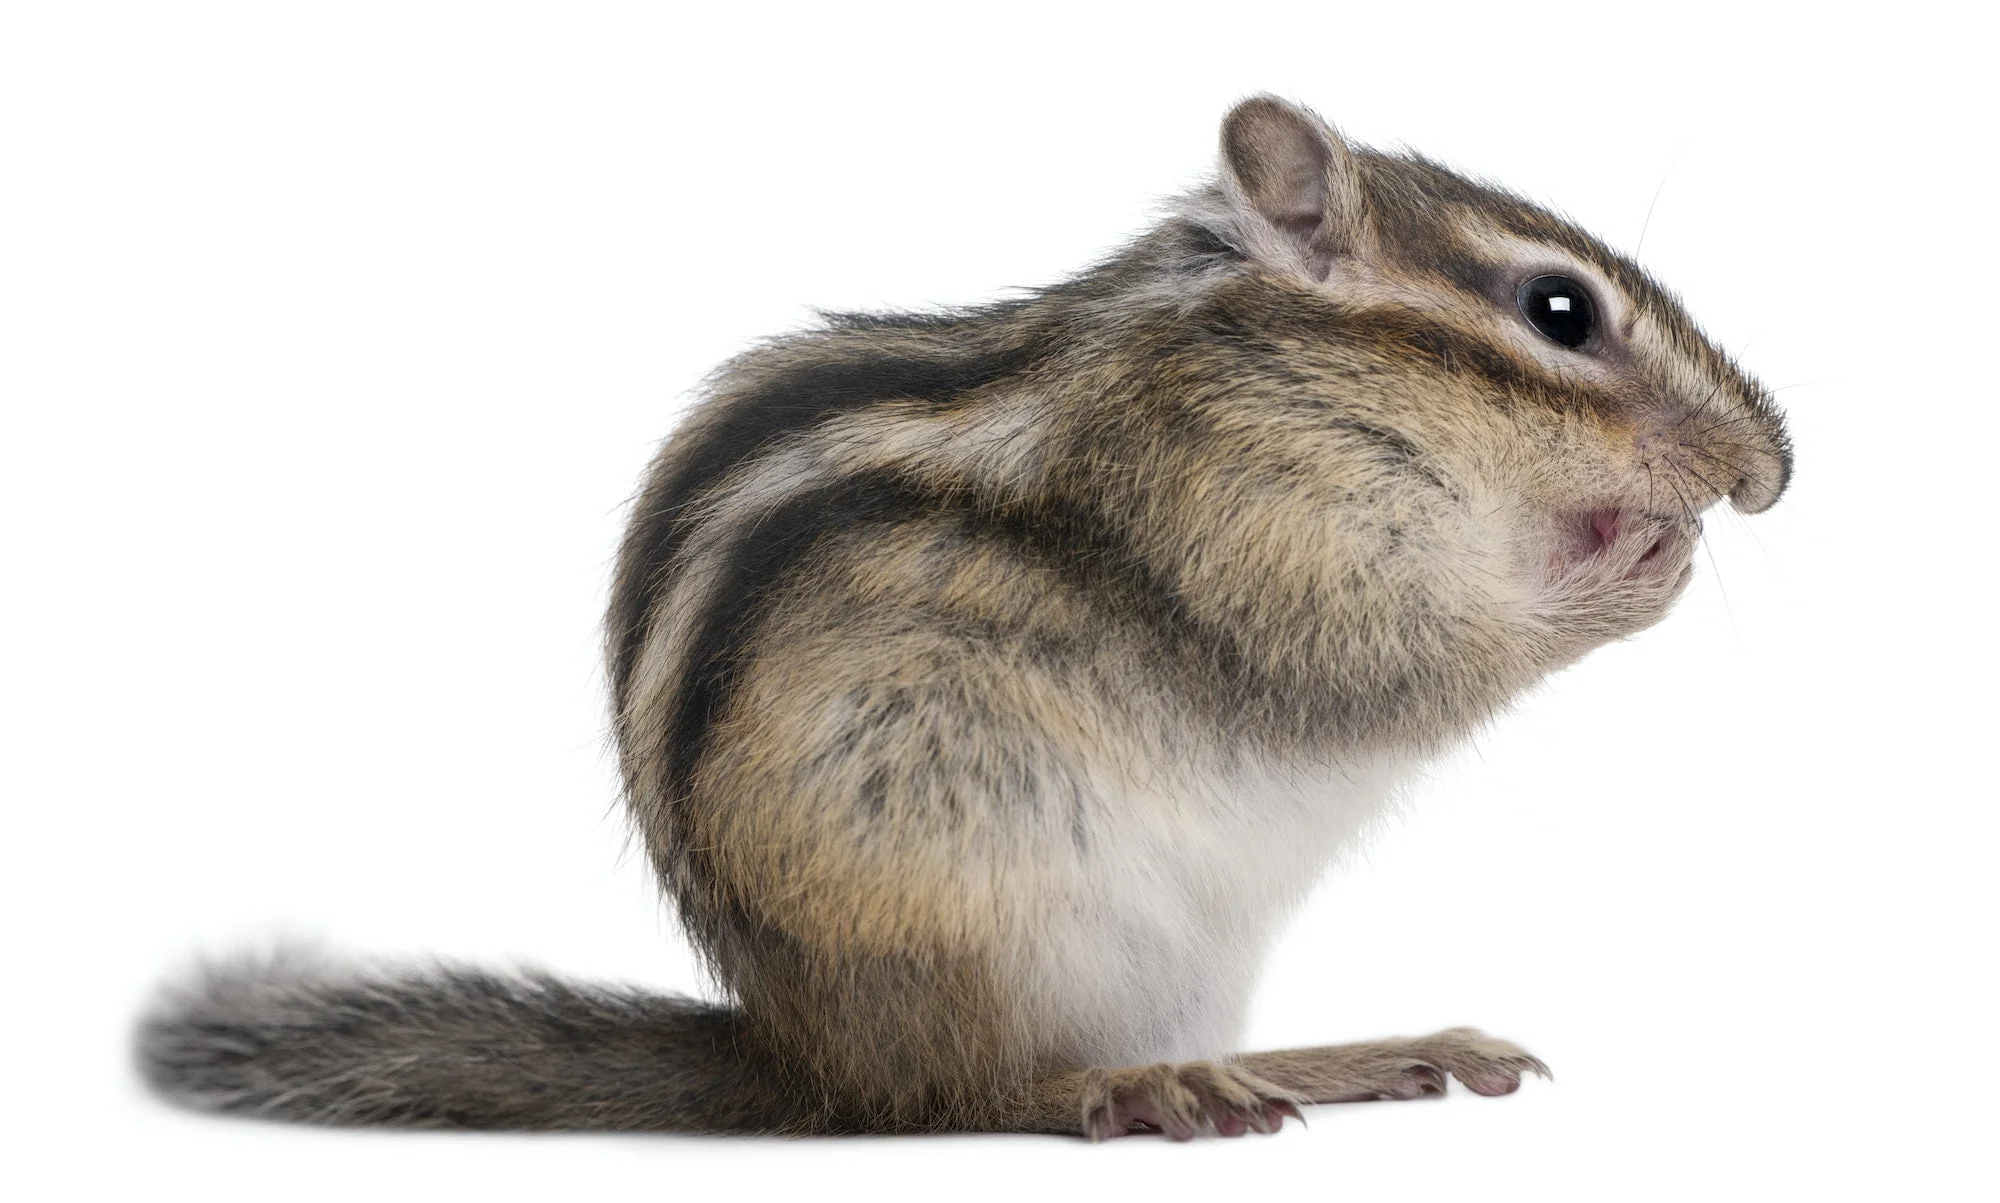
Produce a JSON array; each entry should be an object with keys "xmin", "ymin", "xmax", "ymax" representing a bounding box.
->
[
  {"xmin": 1419, "ymin": 1030, "xmax": 1551, "ymax": 1097},
  {"xmin": 1077, "ymin": 1061, "xmax": 1306, "ymax": 1141}
]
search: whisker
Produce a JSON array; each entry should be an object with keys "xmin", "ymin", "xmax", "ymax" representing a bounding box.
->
[
  {"xmin": 1634, "ymin": 155, "xmax": 1678, "ymax": 260},
  {"xmin": 1667, "ymin": 466, "xmax": 1738, "ymax": 639},
  {"xmin": 1674, "ymin": 442, "xmax": 1744, "ymax": 493}
]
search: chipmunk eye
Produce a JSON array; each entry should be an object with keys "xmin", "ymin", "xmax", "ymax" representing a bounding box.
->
[{"xmin": 1516, "ymin": 275, "xmax": 1596, "ymax": 348}]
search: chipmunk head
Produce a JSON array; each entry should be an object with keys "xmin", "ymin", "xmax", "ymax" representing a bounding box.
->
[{"xmin": 1196, "ymin": 95, "xmax": 1791, "ymax": 653}]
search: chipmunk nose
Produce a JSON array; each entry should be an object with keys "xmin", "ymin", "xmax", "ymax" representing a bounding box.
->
[
  {"xmin": 1650, "ymin": 387, "xmax": 1792, "ymax": 516},
  {"xmin": 1726, "ymin": 425, "xmax": 1793, "ymax": 514}
]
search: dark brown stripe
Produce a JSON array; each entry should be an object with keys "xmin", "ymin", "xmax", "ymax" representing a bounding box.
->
[
  {"xmin": 653, "ymin": 469, "xmax": 1254, "ymax": 813},
  {"xmin": 608, "ymin": 333, "xmax": 1046, "ymax": 710}
]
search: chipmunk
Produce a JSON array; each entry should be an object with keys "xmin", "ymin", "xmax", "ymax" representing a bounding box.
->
[{"xmin": 138, "ymin": 96, "xmax": 1791, "ymax": 1139}]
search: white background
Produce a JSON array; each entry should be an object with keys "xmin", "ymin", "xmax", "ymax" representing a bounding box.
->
[{"xmin": 4, "ymin": 3, "xmax": 1993, "ymax": 1199}]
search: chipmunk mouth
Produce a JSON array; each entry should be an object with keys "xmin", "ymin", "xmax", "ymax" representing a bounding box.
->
[{"xmin": 1564, "ymin": 506, "xmax": 1695, "ymax": 582}]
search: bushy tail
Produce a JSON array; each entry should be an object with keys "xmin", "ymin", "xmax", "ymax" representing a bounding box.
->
[{"xmin": 136, "ymin": 949, "xmax": 793, "ymax": 1131}]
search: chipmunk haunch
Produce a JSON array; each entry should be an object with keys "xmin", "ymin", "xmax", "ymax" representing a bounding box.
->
[{"xmin": 139, "ymin": 95, "xmax": 1789, "ymax": 1139}]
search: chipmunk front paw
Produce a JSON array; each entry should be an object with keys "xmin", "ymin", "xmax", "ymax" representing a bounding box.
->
[{"xmin": 1412, "ymin": 1027, "xmax": 1552, "ymax": 1096}]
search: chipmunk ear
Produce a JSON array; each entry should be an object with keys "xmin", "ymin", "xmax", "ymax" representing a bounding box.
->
[{"xmin": 1219, "ymin": 96, "xmax": 1375, "ymax": 280}]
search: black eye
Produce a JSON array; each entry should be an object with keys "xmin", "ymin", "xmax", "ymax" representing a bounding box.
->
[{"xmin": 1516, "ymin": 274, "xmax": 1596, "ymax": 348}]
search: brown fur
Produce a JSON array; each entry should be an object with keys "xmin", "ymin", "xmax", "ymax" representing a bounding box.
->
[{"xmin": 138, "ymin": 97, "xmax": 1790, "ymax": 1139}]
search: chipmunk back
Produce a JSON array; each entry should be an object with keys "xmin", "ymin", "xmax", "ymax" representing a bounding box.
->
[{"xmin": 138, "ymin": 96, "xmax": 1790, "ymax": 1138}]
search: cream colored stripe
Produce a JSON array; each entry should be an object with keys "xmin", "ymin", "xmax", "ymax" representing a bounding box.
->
[{"xmin": 623, "ymin": 392, "xmax": 1050, "ymax": 735}]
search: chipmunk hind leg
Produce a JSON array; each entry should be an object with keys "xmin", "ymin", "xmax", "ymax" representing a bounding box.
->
[
  {"xmin": 717, "ymin": 925, "xmax": 1311, "ymax": 1139},
  {"xmin": 1004, "ymin": 1062, "xmax": 1307, "ymax": 1140},
  {"xmin": 711, "ymin": 925, "xmax": 1050, "ymax": 1134},
  {"xmin": 661, "ymin": 517, "xmax": 1380, "ymax": 1136}
]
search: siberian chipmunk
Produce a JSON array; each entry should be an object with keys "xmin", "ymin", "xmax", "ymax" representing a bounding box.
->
[{"xmin": 141, "ymin": 96, "xmax": 1791, "ymax": 1140}]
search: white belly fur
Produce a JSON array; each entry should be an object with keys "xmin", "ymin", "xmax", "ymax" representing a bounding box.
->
[{"xmin": 1013, "ymin": 748, "xmax": 1421, "ymax": 1067}]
